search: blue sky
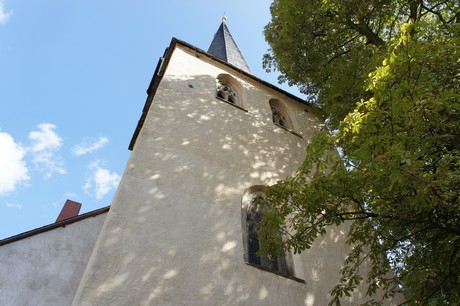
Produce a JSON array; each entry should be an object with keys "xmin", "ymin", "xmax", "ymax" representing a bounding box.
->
[{"xmin": 0, "ymin": 0, "xmax": 303, "ymax": 239}]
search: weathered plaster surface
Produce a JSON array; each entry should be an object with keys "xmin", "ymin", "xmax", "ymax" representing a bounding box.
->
[
  {"xmin": 73, "ymin": 45, "xmax": 403, "ymax": 305},
  {"xmin": 0, "ymin": 213, "xmax": 106, "ymax": 306}
]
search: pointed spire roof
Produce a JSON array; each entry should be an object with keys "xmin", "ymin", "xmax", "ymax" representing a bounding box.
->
[{"xmin": 207, "ymin": 18, "xmax": 252, "ymax": 74}]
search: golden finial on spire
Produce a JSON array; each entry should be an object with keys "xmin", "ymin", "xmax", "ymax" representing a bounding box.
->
[{"xmin": 222, "ymin": 11, "xmax": 227, "ymax": 22}]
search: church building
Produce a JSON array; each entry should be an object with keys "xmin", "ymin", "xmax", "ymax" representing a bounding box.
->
[{"xmin": 0, "ymin": 20, "xmax": 403, "ymax": 305}]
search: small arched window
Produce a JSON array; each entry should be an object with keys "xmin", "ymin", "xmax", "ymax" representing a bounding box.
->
[
  {"xmin": 242, "ymin": 186, "xmax": 291, "ymax": 276},
  {"xmin": 269, "ymin": 99, "xmax": 292, "ymax": 130},
  {"xmin": 216, "ymin": 74, "xmax": 246, "ymax": 110},
  {"xmin": 269, "ymin": 99, "xmax": 303, "ymax": 138},
  {"xmin": 271, "ymin": 106, "xmax": 288, "ymax": 128},
  {"xmin": 217, "ymin": 81, "xmax": 237, "ymax": 104}
]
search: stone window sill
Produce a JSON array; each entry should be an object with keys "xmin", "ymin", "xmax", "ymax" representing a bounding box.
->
[
  {"xmin": 245, "ymin": 262, "xmax": 306, "ymax": 283},
  {"xmin": 216, "ymin": 96, "xmax": 248, "ymax": 112},
  {"xmin": 273, "ymin": 123, "xmax": 303, "ymax": 139}
]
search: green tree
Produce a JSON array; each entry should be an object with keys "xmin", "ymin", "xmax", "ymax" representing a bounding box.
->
[
  {"xmin": 264, "ymin": 0, "xmax": 459, "ymax": 129},
  {"xmin": 261, "ymin": 1, "xmax": 459, "ymax": 304}
]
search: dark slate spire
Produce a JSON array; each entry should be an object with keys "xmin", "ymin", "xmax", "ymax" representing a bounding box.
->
[{"xmin": 207, "ymin": 17, "xmax": 252, "ymax": 74}]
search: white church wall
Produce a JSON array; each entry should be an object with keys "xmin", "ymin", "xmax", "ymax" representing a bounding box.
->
[
  {"xmin": 72, "ymin": 44, "xmax": 402, "ymax": 305},
  {"xmin": 0, "ymin": 212, "xmax": 107, "ymax": 306}
]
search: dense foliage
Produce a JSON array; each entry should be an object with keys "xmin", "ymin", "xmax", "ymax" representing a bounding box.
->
[
  {"xmin": 264, "ymin": 0, "xmax": 459, "ymax": 129},
  {"xmin": 262, "ymin": 1, "xmax": 459, "ymax": 304}
]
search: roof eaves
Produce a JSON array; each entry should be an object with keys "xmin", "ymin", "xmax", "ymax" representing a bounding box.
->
[
  {"xmin": 128, "ymin": 38, "xmax": 176, "ymax": 151},
  {"xmin": 0, "ymin": 206, "xmax": 110, "ymax": 246}
]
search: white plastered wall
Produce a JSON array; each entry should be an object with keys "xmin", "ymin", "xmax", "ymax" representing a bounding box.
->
[
  {"xmin": 0, "ymin": 213, "xmax": 107, "ymax": 306},
  {"xmin": 72, "ymin": 44, "xmax": 403, "ymax": 305}
]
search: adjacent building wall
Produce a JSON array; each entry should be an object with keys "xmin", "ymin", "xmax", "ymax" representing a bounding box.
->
[{"xmin": 0, "ymin": 212, "xmax": 107, "ymax": 306}]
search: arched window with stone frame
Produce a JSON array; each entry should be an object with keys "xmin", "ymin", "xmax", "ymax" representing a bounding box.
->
[
  {"xmin": 241, "ymin": 185, "xmax": 294, "ymax": 277},
  {"xmin": 269, "ymin": 99, "xmax": 302, "ymax": 138},
  {"xmin": 215, "ymin": 74, "xmax": 246, "ymax": 110}
]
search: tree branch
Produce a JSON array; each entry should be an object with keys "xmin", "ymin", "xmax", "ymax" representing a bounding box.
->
[
  {"xmin": 421, "ymin": 3, "xmax": 447, "ymax": 24},
  {"xmin": 408, "ymin": 0, "xmax": 422, "ymax": 22},
  {"xmin": 345, "ymin": 19, "xmax": 386, "ymax": 46}
]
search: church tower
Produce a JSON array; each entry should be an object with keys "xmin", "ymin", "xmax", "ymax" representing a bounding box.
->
[{"xmin": 71, "ymin": 20, "xmax": 399, "ymax": 305}]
